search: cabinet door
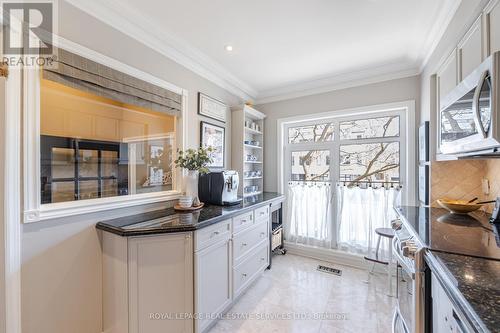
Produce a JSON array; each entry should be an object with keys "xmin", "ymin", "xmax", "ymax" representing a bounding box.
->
[
  {"xmin": 485, "ymin": 0, "xmax": 500, "ymax": 55},
  {"xmin": 195, "ymin": 239, "xmax": 232, "ymax": 333},
  {"xmin": 431, "ymin": 273, "xmax": 454, "ymax": 333},
  {"xmin": 128, "ymin": 233, "xmax": 194, "ymax": 333},
  {"xmin": 458, "ymin": 15, "xmax": 483, "ymax": 80},
  {"xmin": 437, "ymin": 49, "xmax": 458, "ymax": 105}
]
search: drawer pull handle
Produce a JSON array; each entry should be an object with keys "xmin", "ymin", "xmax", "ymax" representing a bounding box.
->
[
  {"xmin": 242, "ymin": 243, "xmax": 248, "ymax": 247},
  {"xmin": 241, "ymin": 219, "xmax": 247, "ymax": 223},
  {"xmin": 260, "ymin": 232, "xmax": 266, "ymax": 237},
  {"xmin": 242, "ymin": 273, "xmax": 247, "ymax": 277},
  {"xmin": 213, "ymin": 231, "xmax": 220, "ymax": 235},
  {"xmin": 260, "ymin": 257, "xmax": 265, "ymax": 261},
  {"xmin": 260, "ymin": 212, "xmax": 265, "ymax": 216}
]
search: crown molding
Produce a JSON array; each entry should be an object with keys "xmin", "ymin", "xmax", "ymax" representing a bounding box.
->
[
  {"xmin": 63, "ymin": 0, "xmax": 462, "ymax": 105},
  {"xmin": 63, "ymin": 0, "xmax": 257, "ymax": 101},
  {"xmin": 255, "ymin": 63, "xmax": 420, "ymax": 105},
  {"xmin": 417, "ymin": 0, "xmax": 463, "ymax": 72}
]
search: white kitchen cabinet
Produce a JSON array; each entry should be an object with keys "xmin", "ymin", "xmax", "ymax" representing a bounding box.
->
[
  {"xmin": 102, "ymin": 232, "xmax": 194, "ymax": 333},
  {"xmin": 485, "ymin": 0, "xmax": 500, "ymax": 56},
  {"xmin": 437, "ymin": 49, "xmax": 458, "ymax": 105},
  {"xmin": 194, "ymin": 225, "xmax": 232, "ymax": 333},
  {"xmin": 432, "ymin": 273, "xmax": 454, "ymax": 333},
  {"xmin": 458, "ymin": 15, "xmax": 483, "ymax": 81}
]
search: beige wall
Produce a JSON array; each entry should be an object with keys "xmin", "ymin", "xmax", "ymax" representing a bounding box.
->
[
  {"xmin": 20, "ymin": 2, "xmax": 242, "ymax": 333},
  {"xmin": 256, "ymin": 75, "xmax": 421, "ymax": 192}
]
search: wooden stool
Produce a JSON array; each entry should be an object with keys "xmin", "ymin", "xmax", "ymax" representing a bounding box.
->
[{"xmin": 364, "ymin": 227, "xmax": 395, "ymax": 296}]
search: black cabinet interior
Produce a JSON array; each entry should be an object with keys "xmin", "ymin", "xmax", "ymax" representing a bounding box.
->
[{"xmin": 41, "ymin": 135, "xmax": 129, "ymax": 204}]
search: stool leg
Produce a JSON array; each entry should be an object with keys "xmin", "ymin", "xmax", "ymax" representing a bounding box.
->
[
  {"xmin": 365, "ymin": 234, "xmax": 382, "ymax": 283},
  {"xmin": 387, "ymin": 237, "xmax": 394, "ymax": 297}
]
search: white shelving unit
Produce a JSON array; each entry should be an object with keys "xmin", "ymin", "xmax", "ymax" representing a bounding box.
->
[{"xmin": 231, "ymin": 105, "xmax": 266, "ymax": 197}]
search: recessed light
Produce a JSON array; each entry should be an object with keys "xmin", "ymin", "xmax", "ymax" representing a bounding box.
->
[{"xmin": 225, "ymin": 45, "xmax": 233, "ymax": 52}]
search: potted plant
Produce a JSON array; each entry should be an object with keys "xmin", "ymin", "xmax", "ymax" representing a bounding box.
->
[{"xmin": 174, "ymin": 147, "xmax": 214, "ymax": 204}]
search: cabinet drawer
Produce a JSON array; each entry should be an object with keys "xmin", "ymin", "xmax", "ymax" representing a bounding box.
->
[
  {"xmin": 233, "ymin": 220, "xmax": 269, "ymax": 265},
  {"xmin": 254, "ymin": 205, "xmax": 269, "ymax": 222},
  {"xmin": 195, "ymin": 220, "xmax": 231, "ymax": 252},
  {"xmin": 232, "ymin": 211, "xmax": 254, "ymax": 234},
  {"xmin": 233, "ymin": 241, "xmax": 268, "ymax": 297}
]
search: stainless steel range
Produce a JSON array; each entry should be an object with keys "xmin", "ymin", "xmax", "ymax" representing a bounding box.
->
[{"xmin": 391, "ymin": 218, "xmax": 426, "ymax": 333}]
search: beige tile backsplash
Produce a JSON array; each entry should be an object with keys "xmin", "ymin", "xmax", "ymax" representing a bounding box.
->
[{"xmin": 430, "ymin": 159, "xmax": 500, "ymax": 213}]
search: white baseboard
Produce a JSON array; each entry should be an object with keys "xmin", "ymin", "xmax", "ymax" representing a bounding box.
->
[{"xmin": 283, "ymin": 241, "xmax": 391, "ymax": 275}]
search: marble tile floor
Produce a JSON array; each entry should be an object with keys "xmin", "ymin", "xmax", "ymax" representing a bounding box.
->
[{"xmin": 208, "ymin": 254, "xmax": 396, "ymax": 333}]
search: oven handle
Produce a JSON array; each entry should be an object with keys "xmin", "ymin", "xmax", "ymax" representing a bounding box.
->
[{"xmin": 392, "ymin": 237, "xmax": 416, "ymax": 277}]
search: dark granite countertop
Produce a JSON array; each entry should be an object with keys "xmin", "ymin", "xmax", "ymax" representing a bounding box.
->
[
  {"xmin": 426, "ymin": 251, "xmax": 500, "ymax": 333},
  {"xmin": 397, "ymin": 206, "xmax": 500, "ymax": 333},
  {"xmin": 96, "ymin": 192, "xmax": 284, "ymax": 237}
]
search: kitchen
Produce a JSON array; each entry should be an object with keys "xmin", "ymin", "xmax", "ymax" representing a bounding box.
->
[{"xmin": 0, "ymin": 1, "xmax": 499, "ymax": 333}]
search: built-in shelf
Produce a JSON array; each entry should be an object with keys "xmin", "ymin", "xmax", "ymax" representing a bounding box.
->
[
  {"xmin": 243, "ymin": 191, "xmax": 263, "ymax": 197},
  {"xmin": 232, "ymin": 105, "xmax": 266, "ymax": 197},
  {"xmin": 244, "ymin": 127, "xmax": 263, "ymax": 135},
  {"xmin": 244, "ymin": 144, "xmax": 262, "ymax": 149}
]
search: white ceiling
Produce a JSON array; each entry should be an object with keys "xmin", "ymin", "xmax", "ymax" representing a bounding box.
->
[{"xmin": 67, "ymin": 0, "xmax": 461, "ymax": 103}]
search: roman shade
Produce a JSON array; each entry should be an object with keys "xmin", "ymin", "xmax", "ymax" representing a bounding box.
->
[{"xmin": 43, "ymin": 47, "xmax": 182, "ymax": 115}]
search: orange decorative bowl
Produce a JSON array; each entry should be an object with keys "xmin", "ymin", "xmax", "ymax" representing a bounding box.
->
[{"xmin": 437, "ymin": 199, "xmax": 482, "ymax": 214}]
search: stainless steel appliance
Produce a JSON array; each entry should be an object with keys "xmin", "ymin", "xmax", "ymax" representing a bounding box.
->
[
  {"xmin": 439, "ymin": 52, "xmax": 499, "ymax": 156},
  {"xmin": 198, "ymin": 171, "xmax": 241, "ymax": 206},
  {"xmin": 391, "ymin": 219, "xmax": 426, "ymax": 333}
]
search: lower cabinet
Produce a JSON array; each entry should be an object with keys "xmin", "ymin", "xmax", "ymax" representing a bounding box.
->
[
  {"xmin": 102, "ymin": 232, "xmax": 194, "ymax": 333},
  {"xmin": 102, "ymin": 204, "xmax": 272, "ymax": 333},
  {"xmin": 195, "ymin": 235, "xmax": 232, "ymax": 333}
]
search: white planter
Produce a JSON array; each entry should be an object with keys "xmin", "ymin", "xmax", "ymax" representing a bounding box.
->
[{"xmin": 185, "ymin": 170, "xmax": 199, "ymax": 199}]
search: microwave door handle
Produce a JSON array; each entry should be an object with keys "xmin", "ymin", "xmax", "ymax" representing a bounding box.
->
[{"xmin": 473, "ymin": 70, "xmax": 489, "ymax": 138}]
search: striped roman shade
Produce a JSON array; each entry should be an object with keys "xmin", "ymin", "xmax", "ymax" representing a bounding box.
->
[{"xmin": 43, "ymin": 47, "xmax": 182, "ymax": 115}]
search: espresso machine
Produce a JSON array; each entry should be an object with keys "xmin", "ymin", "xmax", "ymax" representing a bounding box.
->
[{"xmin": 198, "ymin": 171, "xmax": 242, "ymax": 206}]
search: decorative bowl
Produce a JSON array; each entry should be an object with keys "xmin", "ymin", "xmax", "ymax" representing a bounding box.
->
[{"xmin": 437, "ymin": 199, "xmax": 482, "ymax": 214}]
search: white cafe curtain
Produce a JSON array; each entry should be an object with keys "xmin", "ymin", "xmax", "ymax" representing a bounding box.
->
[
  {"xmin": 337, "ymin": 185, "xmax": 401, "ymax": 258},
  {"xmin": 285, "ymin": 181, "xmax": 333, "ymax": 248}
]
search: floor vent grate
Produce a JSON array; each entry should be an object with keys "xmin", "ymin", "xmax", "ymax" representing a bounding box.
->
[{"xmin": 317, "ymin": 265, "xmax": 342, "ymax": 276}]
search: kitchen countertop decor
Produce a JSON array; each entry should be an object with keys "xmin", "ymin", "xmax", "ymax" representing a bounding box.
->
[{"xmin": 96, "ymin": 192, "xmax": 284, "ymax": 237}]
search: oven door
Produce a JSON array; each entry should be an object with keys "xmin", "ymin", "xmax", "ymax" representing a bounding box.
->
[{"xmin": 392, "ymin": 237, "xmax": 416, "ymax": 333}]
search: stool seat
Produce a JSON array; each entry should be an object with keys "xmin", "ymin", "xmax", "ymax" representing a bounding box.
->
[{"xmin": 375, "ymin": 227, "xmax": 395, "ymax": 239}]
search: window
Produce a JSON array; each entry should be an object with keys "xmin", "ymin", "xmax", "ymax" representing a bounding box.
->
[
  {"xmin": 339, "ymin": 115, "xmax": 400, "ymax": 140},
  {"xmin": 40, "ymin": 79, "xmax": 176, "ymax": 204},
  {"xmin": 288, "ymin": 123, "xmax": 334, "ymax": 143},
  {"xmin": 290, "ymin": 150, "xmax": 330, "ymax": 181},
  {"xmin": 339, "ymin": 142, "xmax": 400, "ymax": 182}
]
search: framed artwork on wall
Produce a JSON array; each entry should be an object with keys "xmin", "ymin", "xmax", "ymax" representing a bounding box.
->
[
  {"xmin": 200, "ymin": 121, "xmax": 225, "ymax": 168},
  {"xmin": 198, "ymin": 92, "xmax": 228, "ymax": 123},
  {"xmin": 419, "ymin": 121, "xmax": 430, "ymax": 163},
  {"xmin": 418, "ymin": 165, "xmax": 430, "ymax": 206}
]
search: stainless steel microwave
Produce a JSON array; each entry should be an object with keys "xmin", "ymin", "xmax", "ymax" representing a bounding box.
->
[{"xmin": 439, "ymin": 52, "xmax": 499, "ymax": 155}]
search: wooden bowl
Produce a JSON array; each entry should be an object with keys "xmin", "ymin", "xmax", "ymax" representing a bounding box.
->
[{"xmin": 437, "ymin": 199, "xmax": 482, "ymax": 214}]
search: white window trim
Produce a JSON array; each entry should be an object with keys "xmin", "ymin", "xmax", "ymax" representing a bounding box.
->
[
  {"xmin": 23, "ymin": 36, "xmax": 188, "ymax": 223},
  {"xmin": 276, "ymin": 100, "xmax": 416, "ymax": 206}
]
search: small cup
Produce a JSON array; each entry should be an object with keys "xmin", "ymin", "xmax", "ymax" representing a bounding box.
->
[{"xmin": 178, "ymin": 195, "xmax": 193, "ymax": 208}]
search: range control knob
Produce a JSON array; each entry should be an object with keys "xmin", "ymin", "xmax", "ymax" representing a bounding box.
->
[
  {"xmin": 402, "ymin": 243, "xmax": 418, "ymax": 258},
  {"xmin": 391, "ymin": 219, "xmax": 402, "ymax": 230}
]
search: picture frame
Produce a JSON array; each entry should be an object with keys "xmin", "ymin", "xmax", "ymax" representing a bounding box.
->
[
  {"xmin": 418, "ymin": 165, "xmax": 430, "ymax": 206},
  {"xmin": 419, "ymin": 121, "xmax": 429, "ymax": 163},
  {"xmin": 198, "ymin": 92, "xmax": 228, "ymax": 123},
  {"xmin": 200, "ymin": 121, "xmax": 225, "ymax": 168}
]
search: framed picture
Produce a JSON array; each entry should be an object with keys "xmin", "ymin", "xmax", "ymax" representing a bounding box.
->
[
  {"xmin": 198, "ymin": 92, "xmax": 228, "ymax": 123},
  {"xmin": 418, "ymin": 165, "xmax": 430, "ymax": 206},
  {"xmin": 200, "ymin": 121, "xmax": 225, "ymax": 168},
  {"xmin": 419, "ymin": 121, "xmax": 430, "ymax": 162}
]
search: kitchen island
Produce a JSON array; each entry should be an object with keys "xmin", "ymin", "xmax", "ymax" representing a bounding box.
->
[
  {"xmin": 97, "ymin": 192, "xmax": 285, "ymax": 333},
  {"xmin": 396, "ymin": 206, "xmax": 500, "ymax": 333}
]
